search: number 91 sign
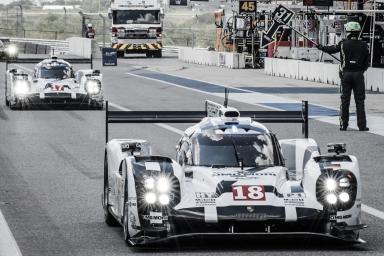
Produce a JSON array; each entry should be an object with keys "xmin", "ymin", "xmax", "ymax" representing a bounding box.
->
[{"xmin": 239, "ymin": 0, "xmax": 257, "ymax": 14}]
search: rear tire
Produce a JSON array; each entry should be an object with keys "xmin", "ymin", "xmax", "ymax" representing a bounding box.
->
[
  {"xmin": 103, "ymin": 152, "xmax": 119, "ymax": 226},
  {"xmin": 154, "ymin": 50, "xmax": 162, "ymax": 58}
]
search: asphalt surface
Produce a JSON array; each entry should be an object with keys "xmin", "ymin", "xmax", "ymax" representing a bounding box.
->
[{"xmin": 0, "ymin": 53, "xmax": 384, "ymax": 256}]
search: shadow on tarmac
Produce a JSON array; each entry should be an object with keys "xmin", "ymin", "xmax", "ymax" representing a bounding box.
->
[{"xmin": 130, "ymin": 237, "xmax": 370, "ymax": 252}]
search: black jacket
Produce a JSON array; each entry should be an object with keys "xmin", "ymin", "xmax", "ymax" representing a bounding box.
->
[{"xmin": 322, "ymin": 38, "xmax": 370, "ymax": 72}]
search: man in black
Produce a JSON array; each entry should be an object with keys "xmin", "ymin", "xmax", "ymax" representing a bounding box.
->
[{"xmin": 317, "ymin": 21, "xmax": 369, "ymax": 131}]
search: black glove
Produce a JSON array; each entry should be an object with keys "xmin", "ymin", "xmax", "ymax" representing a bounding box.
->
[{"xmin": 316, "ymin": 44, "xmax": 324, "ymax": 51}]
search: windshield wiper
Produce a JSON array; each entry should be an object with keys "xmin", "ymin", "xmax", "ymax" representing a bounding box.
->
[{"xmin": 229, "ymin": 138, "xmax": 243, "ymax": 170}]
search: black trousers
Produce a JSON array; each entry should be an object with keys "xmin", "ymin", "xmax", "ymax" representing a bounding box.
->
[{"xmin": 340, "ymin": 71, "xmax": 367, "ymax": 129}]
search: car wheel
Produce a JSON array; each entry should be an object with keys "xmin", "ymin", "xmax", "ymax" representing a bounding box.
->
[
  {"xmin": 155, "ymin": 51, "xmax": 162, "ymax": 58},
  {"xmin": 103, "ymin": 152, "xmax": 119, "ymax": 226},
  {"xmin": 146, "ymin": 52, "xmax": 152, "ymax": 58},
  {"xmin": 123, "ymin": 177, "xmax": 133, "ymax": 246}
]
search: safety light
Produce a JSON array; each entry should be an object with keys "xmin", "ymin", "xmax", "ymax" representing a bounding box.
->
[
  {"xmin": 144, "ymin": 192, "xmax": 156, "ymax": 204},
  {"xmin": 158, "ymin": 194, "xmax": 170, "ymax": 205},
  {"xmin": 326, "ymin": 193, "xmax": 338, "ymax": 205},
  {"xmin": 7, "ymin": 44, "xmax": 18, "ymax": 56},
  {"xmin": 325, "ymin": 178, "xmax": 337, "ymax": 191},
  {"xmin": 339, "ymin": 177, "xmax": 351, "ymax": 188},
  {"xmin": 339, "ymin": 192, "xmax": 350, "ymax": 203},
  {"xmin": 144, "ymin": 177, "xmax": 155, "ymax": 190},
  {"xmin": 85, "ymin": 80, "xmax": 101, "ymax": 94},
  {"xmin": 14, "ymin": 80, "xmax": 30, "ymax": 95},
  {"xmin": 156, "ymin": 177, "xmax": 170, "ymax": 193}
]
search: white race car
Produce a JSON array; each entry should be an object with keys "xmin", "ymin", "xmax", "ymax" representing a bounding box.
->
[
  {"xmin": 102, "ymin": 99, "xmax": 366, "ymax": 246},
  {"xmin": 5, "ymin": 57, "xmax": 103, "ymax": 109}
]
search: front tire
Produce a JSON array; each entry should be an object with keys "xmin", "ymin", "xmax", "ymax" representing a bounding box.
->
[
  {"xmin": 103, "ymin": 152, "xmax": 119, "ymax": 226},
  {"xmin": 123, "ymin": 177, "xmax": 133, "ymax": 246}
]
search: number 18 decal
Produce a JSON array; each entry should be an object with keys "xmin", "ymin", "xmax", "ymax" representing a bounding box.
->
[{"xmin": 232, "ymin": 185, "xmax": 266, "ymax": 201}]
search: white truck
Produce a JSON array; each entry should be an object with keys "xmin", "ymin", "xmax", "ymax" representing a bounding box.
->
[{"xmin": 109, "ymin": 0, "xmax": 164, "ymax": 58}]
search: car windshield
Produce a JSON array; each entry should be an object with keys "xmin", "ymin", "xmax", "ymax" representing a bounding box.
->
[
  {"xmin": 113, "ymin": 10, "xmax": 160, "ymax": 24},
  {"xmin": 192, "ymin": 129, "xmax": 276, "ymax": 168},
  {"xmin": 38, "ymin": 66, "xmax": 73, "ymax": 79}
]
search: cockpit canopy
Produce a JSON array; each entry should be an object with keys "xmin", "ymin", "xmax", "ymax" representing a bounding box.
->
[
  {"xmin": 190, "ymin": 127, "xmax": 277, "ymax": 168},
  {"xmin": 35, "ymin": 61, "xmax": 74, "ymax": 79}
]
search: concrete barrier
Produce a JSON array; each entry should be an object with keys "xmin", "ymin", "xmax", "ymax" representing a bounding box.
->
[
  {"xmin": 68, "ymin": 37, "xmax": 101, "ymax": 59},
  {"xmin": 265, "ymin": 58, "xmax": 384, "ymax": 92},
  {"xmin": 178, "ymin": 47, "xmax": 246, "ymax": 69}
]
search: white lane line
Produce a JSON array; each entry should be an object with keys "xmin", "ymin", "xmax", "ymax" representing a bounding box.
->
[
  {"xmin": 362, "ymin": 204, "xmax": 384, "ymax": 220},
  {"xmin": 126, "ymin": 71, "xmax": 384, "ymax": 136},
  {"xmin": 0, "ymin": 210, "xmax": 23, "ymax": 256},
  {"xmin": 11, "ymin": 64, "xmax": 34, "ymax": 73},
  {"xmin": 109, "ymin": 102, "xmax": 384, "ymax": 221},
  {"xmin": 108, "ymin": 102, "xmax": 184, "ymax": 136}
]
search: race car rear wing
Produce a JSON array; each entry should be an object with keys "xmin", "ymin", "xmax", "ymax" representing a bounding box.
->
[
  {"xmin": 4, "ymin": 55, "xmax": 94, "ymax": 70},
  {"xmin": 105, "ymin": 100, "xmax": 309, "ymax": 142}
]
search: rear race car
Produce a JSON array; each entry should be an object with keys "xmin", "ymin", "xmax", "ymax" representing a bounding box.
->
[
  {"xmin": 0, "ymin": 39, "xmax": 18, "ymax": 60},
  {"xmin": 102, "ymin": 99, "xmax": 366, "ymax": 246},
  {"xmin": 5, "ymin": 57, "xmax": 103, "ymax": 109}
]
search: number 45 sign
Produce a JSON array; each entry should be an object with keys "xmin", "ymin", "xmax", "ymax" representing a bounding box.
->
[
  {"xmin": 239, "ymin": 0, "xmax": 257, "ymax": 14},
  {"xmin": 260, "ymin": 5, "xmax": 295, "ymax": 48}
]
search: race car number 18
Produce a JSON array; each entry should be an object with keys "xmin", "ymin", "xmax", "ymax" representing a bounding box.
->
[{"xmin": 232, "ymin": 185, "xmax": 265, "ymax": 201}]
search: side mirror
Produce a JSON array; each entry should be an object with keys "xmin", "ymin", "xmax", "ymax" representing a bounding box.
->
[{"xmin": 33, "ymin": 79, "xmax": 38, "ymax": 83}]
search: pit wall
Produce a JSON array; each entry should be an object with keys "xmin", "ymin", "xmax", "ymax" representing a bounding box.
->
[
  {"xmin": 178, "ymin": 47, "xmax": 245, "ymax": 69},
  {"xmin": 264, "ymin": 57, "xmax": 384, "ymax": 93}
]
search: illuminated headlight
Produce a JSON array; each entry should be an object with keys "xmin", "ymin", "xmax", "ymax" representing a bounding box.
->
[
  {"xmin": 158, "ymin": 194, "xmax": 170, "ymax": 205},
  {"xmin": 14, "ymin": 80, "xmax": 30, "ymax": 95},
  {"xmin": 339, "ymin": 177, "xmax": 351, "ymax": 188},
  {"xmin": 326, "ymin": 193, "xmax": 338, "ymax": 204},
  {"xmin": 144, "ymin": 192, "xmax": 157, "ymax": 204},
  {"xmin": 85, "ymin": 80, "xmax": 101, "ymax": 94},
  {"xmin": 339, "ymin": 192, "xmax": 350, "ymax": 203},
  {"xmin": 156, "ymin": 177, "xmax": 170, "ymax": 193},
  {"xmin": 7, "ymin": 44, "xmax": 18, "ymax": 56},
  {"xmin": 144, "ymin": 177, "xmax": 155, "ymax": 190},
  {"xmin": 325, "ymin": 178, "xmax": 337, "ymax": 191}
]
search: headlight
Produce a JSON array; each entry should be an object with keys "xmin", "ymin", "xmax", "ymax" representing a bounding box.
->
[
  {"xmin": 7, "ymin": 44, "xmax": 18, "ymax": 56},
  {"xmin": 14, "ymin": 80, "xmax": 30, "ymax": 95},
  {"xmin": 85, "ymin": 80, "xmax": 101, "ymax": 94},
  {"xmin": 156, "ymin": 177, "xmax": 170, "ymax": 193},
  {"xmin": 339, "ymin": 192, "xmax": 350, "ymax": 203},
  {"xmin": 339, "ymin": 177, "xmax": 351, "ymax": 188},
  {"xmin": 325, "ymin": 193, "xmax": 338, "ymax": 204},
  {"xmin": 158, "ymin": 194, "xmax": 170, "ymax": 205},
  {"xmin": 325, "ymin": 178, "xmax": 337, "ymax": 191},
  {"xmin": 144, "ymin": 192, "xmax": 157, "ymax": 204},
  {"xmin": 144, "ymin": 177, "xmax": 155, "ymax": 190}
]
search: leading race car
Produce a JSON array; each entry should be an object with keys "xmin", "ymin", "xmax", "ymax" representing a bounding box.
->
[
  {"xmin": 5, "ymin": 56, "xmax": 103, "ymax": 109},
  {"xmin": 102, "ymin": 99, "xmax": 366, "ymax": 246}
]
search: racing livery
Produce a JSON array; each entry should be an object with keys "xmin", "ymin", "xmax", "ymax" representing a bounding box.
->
[
  {"xmin": 5, "ymin": 57, "xmax": 103, "ymax": 109},
  {"xmin": 102, "ymin": 100, "xmax": 366, "ymax": 246}
]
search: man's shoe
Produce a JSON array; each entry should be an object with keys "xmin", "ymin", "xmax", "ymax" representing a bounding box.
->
[
  {"xmin": 359, "ymin": 127, "xmax": 369, "ymax": 131},
  {"xmin": 340, "ymin": 125, "xmax": 348, "ymax": 131}
]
